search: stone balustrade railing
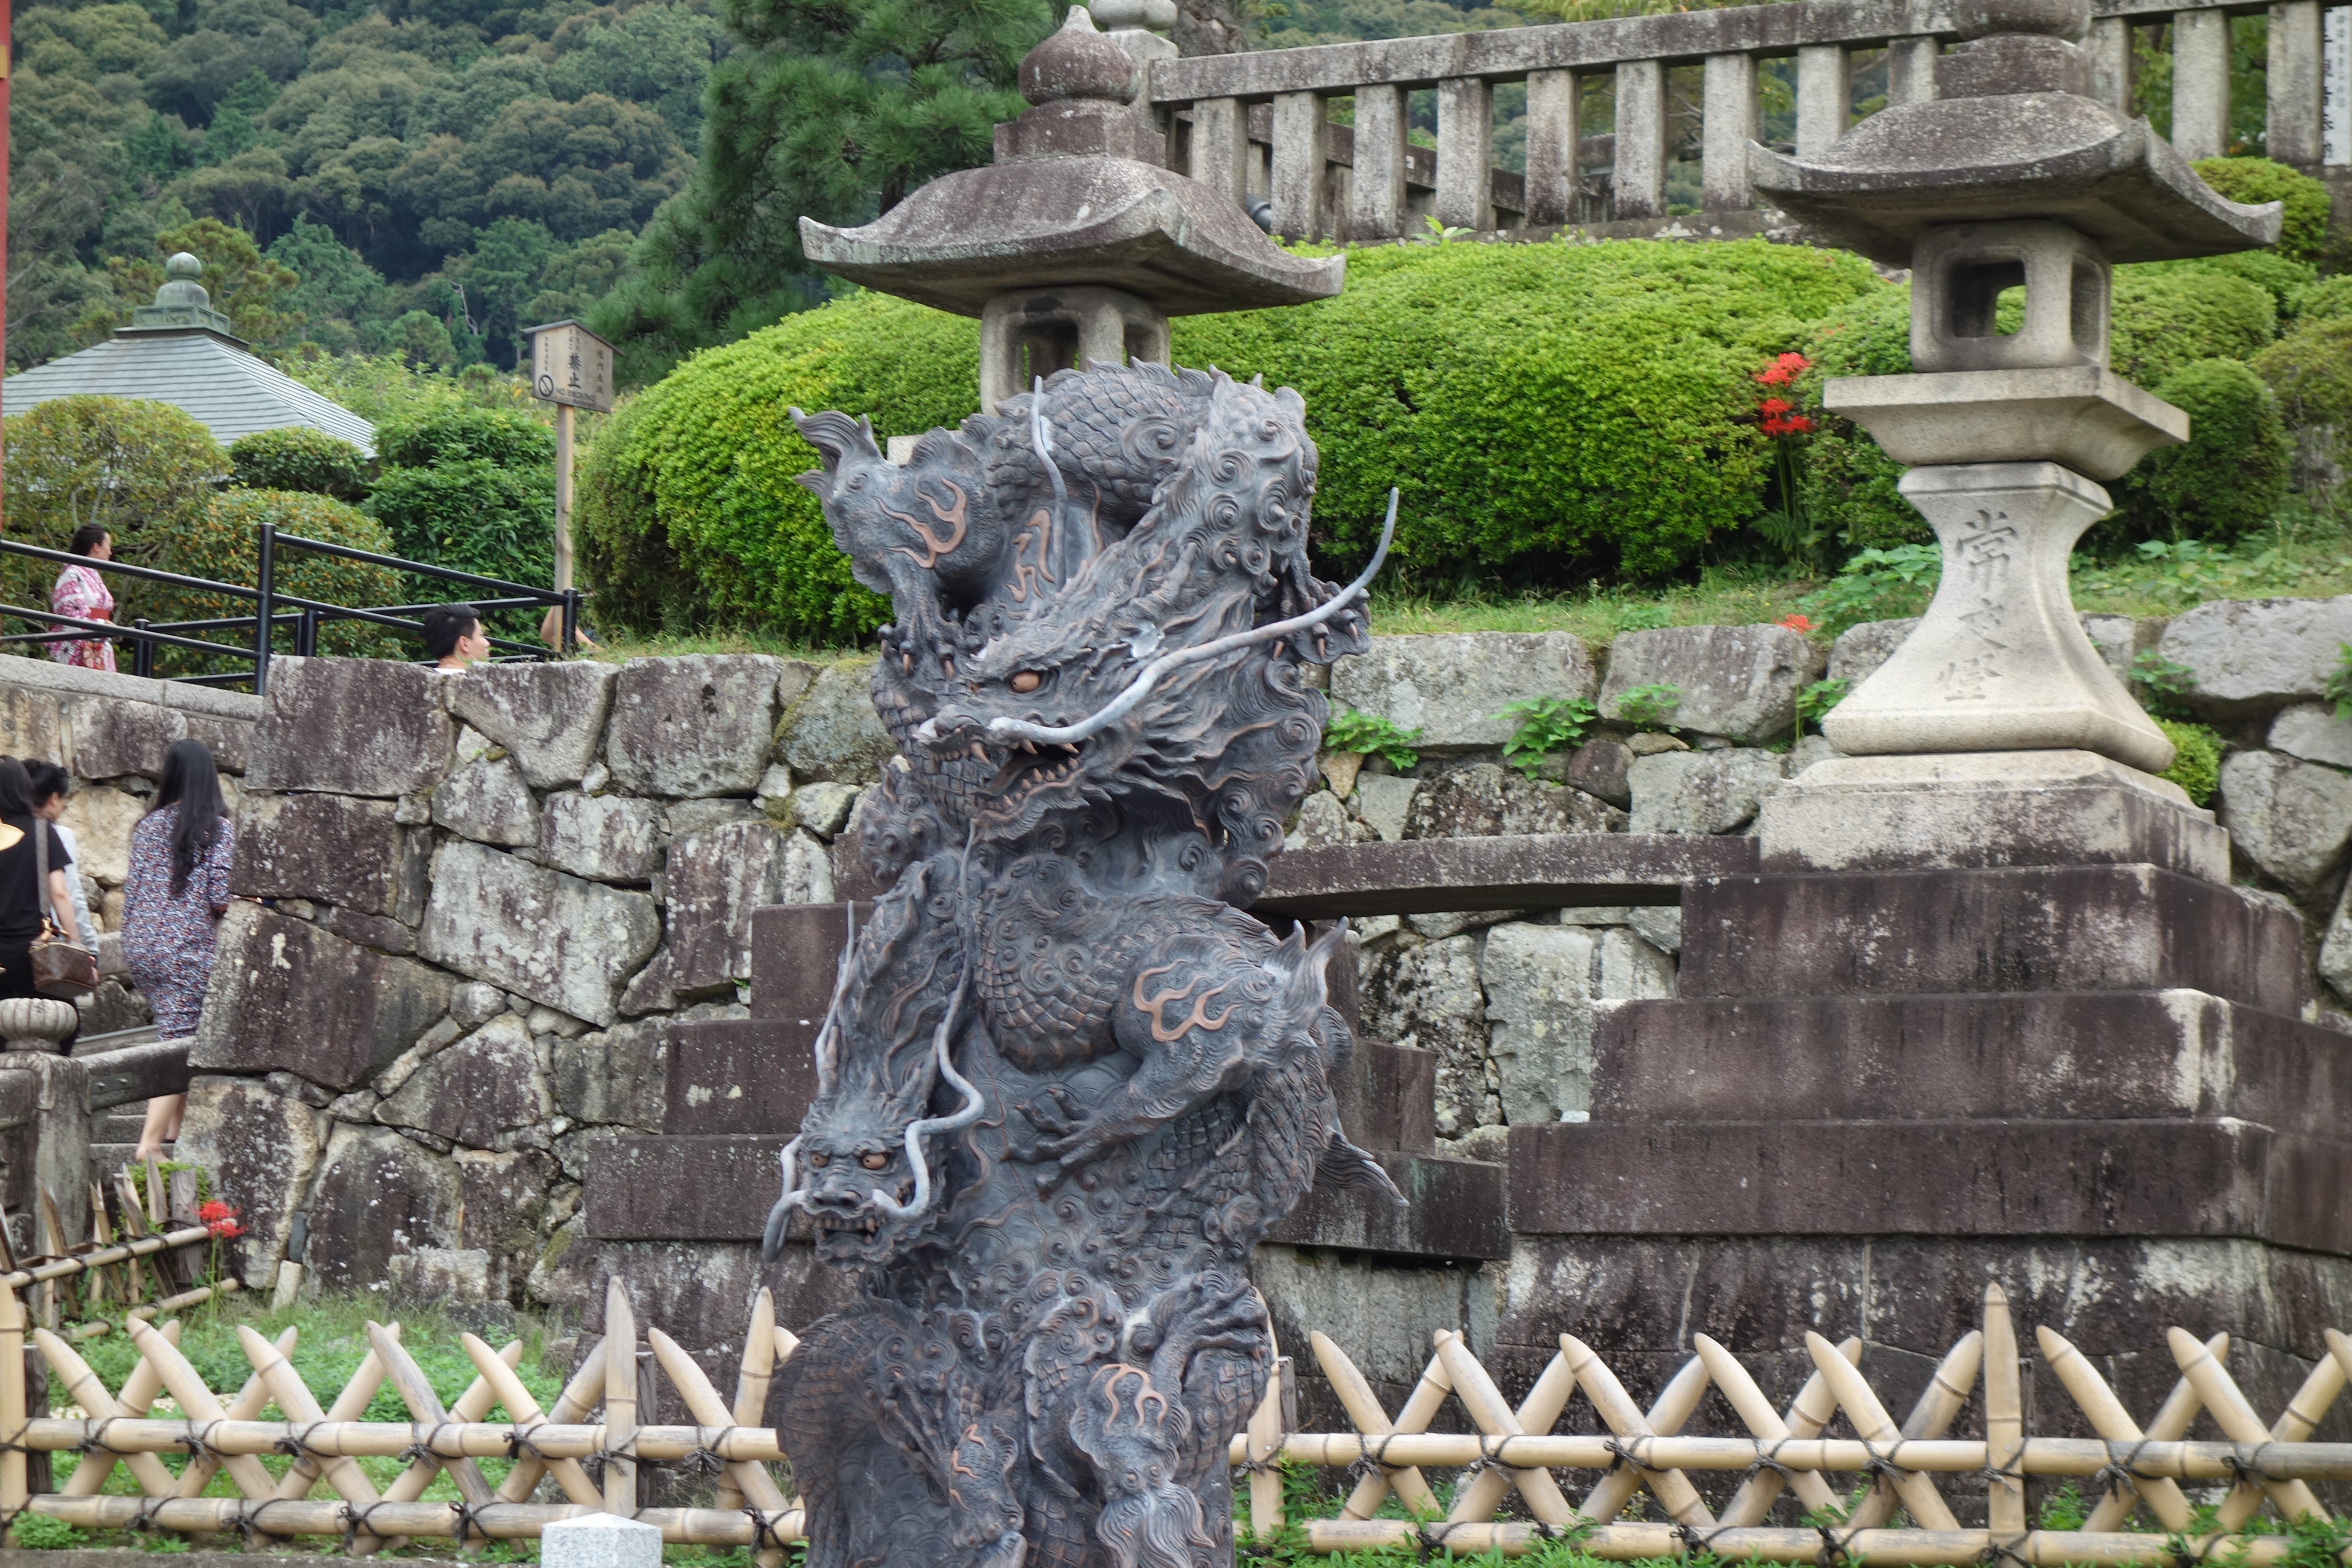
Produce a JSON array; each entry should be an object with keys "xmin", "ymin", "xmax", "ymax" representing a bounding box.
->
[{"xmin": 1142, "ymin": 0, "xmax": 2342, "ymax": 242}]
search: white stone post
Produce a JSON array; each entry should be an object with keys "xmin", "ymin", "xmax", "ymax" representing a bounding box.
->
[
  {"xmin": 1614, "ymin": 59, "xmax": 1669, "ymax": 219},
  {"xmin": 1271, "ymin": 91, "xmax": 1329, "ymax": 240},
  {"xmin": 1525, "ymin": 69, "xmax": 1582, "ymax": 225},
  {"xmin": 2328, "ymin": 5, "xmax": 2352, "ymax": 165},
  {"xmin": 1190, "ymin": 97, "xmax": 1249, "ymax": 202},
  {"xmin": 1795, "ymin": 44, "xmax": 1850, "ymax": 157},
  {"xmin": 1819, "ymin": 462, "xmax": 2174, "ymax": 773},
  {"xmin": 1350, "ymin": 83, "xmax": 1409, "ymax": 239},
  {"xmin": 1885, "ymin": 37, "xmax": 1939, "ymax": 106},
  {"xmin": 544, "ymin": 1512, "xmax": 663, "ymax": 1568},
  {"xmin": 2087, "ymin": 18, "xmax": 2133, "ymax": 110},
  {"xmin": 2269, "ymin": 2, "xmax": 2324, "ymax": 166},
  {"xmin": 2169, "ymin": 9, "xmax": 2231, "ymax": 160},
  {"xmin": 1436, "ymin": 77, "xmax": 1494, "ymax": 230},
  {"xmin": 1702, "ymin": 52, "xmax": 1758, "ymax": 211}
]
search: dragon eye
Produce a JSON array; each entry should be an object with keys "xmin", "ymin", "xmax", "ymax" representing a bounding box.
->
[
  {"xmin": 859, "ymin": 1151, "xmax": 890, "ymax": 1170},
  {"xmin": 1009, "ymin": 671, "xmax": 1043, "ymax": 693},
  {"xmin": 808, "ymin": 1153, "xmax": 829, "ymax": 1168}
]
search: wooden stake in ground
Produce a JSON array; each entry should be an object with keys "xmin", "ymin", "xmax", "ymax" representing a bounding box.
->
[
  {"xmin": 1244, "ymin": 1316, "xmax": 1286, "ymax": 1540},
  {"xmin": 716, "ymin": 1289, "xmax": 778, "ymax": 1514},
  {"xmin": 647, "ymin": 1326, "xmax": 791, "ymax": 1566},
  {"xmin": 0, "ymin": 1284, "xmax": 27, "ymax": 1545},
  {"xmin": 1983, "ymin": 1285, "xmax": 2024, "ymax": 1541},
  {"xmin": 603, "ymin": 1278, "xmax": 639, "ymax": 1514}
]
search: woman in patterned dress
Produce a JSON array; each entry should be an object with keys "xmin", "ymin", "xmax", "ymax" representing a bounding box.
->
[
  {"xmin": 124, "ymin": 739, "xmax": 236, "ymax": 1160},
  {"xmin": 49, "ymin": 524, "xmax": 117, "ymax": 673}
]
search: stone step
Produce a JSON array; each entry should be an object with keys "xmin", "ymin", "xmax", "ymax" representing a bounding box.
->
[
  {"xmin": 1252, "ymin": 833, "xmax": 1757, "ymax": 921},
  {"xmin": 1679, "ymin": 865, "xmax": 2307, "ymax": 1009},
  {"xmin": 1592, "ymin": 990, "xmax": 2352, "ymax": 1140},
  {"xmin": 583, "ymin": 1132, "xmax": 1506, "ymax": 1261},
  {"xmin": 1507, "ymin": 1117, "xmax": 2352, "ymax": 1251},
  {"xmin": 664, "ymin": 1018, "xmax": 820, "ymax": 1136}
]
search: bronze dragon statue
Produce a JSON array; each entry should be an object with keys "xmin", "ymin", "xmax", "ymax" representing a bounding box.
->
[{"xmin": 766, "ymin": 360, "xmax": 1401, "ymax": 1568}]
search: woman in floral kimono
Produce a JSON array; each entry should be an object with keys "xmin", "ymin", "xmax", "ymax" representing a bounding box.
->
[{"xmin": 50, "ymin": 524, "xmax": 116, "ymax": 672}]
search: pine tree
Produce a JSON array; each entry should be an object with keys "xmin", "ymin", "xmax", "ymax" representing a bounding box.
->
[{"xmin": 590, "ymin": 0, "xmax": 1054, "ymax": 384}]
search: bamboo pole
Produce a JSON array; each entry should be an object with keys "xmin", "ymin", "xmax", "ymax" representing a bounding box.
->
[
  {"xmin": 0, "ymin": 1223, "xmax": 211, "ymax": 1291},
  {"xmin": 238, "ymin": 1326, "xmax": 384, "ymax": 1512},
  {"xmin": 125, "ymin": 1317, "xmax": 281, "ymax": 1502},
  {"xmin": 32, "ymin": 1328, "xmax": 181, "ymax": 1497},
  {"xmin": 459, "ymin": 1333, "xmax": 600, "ymax": 1507},
  {"xmin": 273, "ymin": 1323, "xmax": 394, "ymax": 1557},
  {"xmin": 2211, "ymin": 1338, "xmax": 2346, "ymax": 1531},
  {"xmin": 1309, "ymin": 1330, "xmax": 1440, "ymax": 1519},
  {"xmin": 1301, "ymin": 1519, "xmax": 2343, "ymax": 1566},
  {"xmin": 61, "ymin": 1317, "xmax": 180, "ymax": 1496},
  {"xmin": 1575, "ymin": 1348, "xmax": 1711, "ymax": 1526},
  {"xmin": 496, "ymin": 1338, "xmax": 603, "ymax": 1504},
  {"xmin": 1557, "ymin": 1337, "xmax": 1712, "ymax": 1526},
  {"xmin": 1244, "ymin": 1317, "xmax": 1286, "ymax": 1540},
  {"xmin": 1802, "ymin": 1332, "xmax": 1961, "ymax": 1530},
  {"xmin": 2037, "ymin": 1326, "xmax": 2193, "ymax": 1531},
  {"xmin": 715, "ymin": 1290, "xmax": 778, "ymax": 1515},
  {"xmin": 365, "ymin": 1320, "xmax": 500, "ymax": 1511},
  {"xmin": 1448, "ymin": 1348, "xmax": 1579, "ymax": 1526},
  {"xmin": 2083, "ymin": 1332, "xmax": 2222, "ymax": 1532},
  {"xmin": 130, "ymin": 1278, "xmax": 241, "ymax": 1322},
  {"xmin": 646, "ymin": 1326, "xmax": 790, "ymax": 1566},
  {"xmin": 1434, "ymin": 1334, "xmax": 1575, "ymax": 1526},
  {"xmin": 603, "ymin": 1279, "xmax": 638, "ymax": 1514},
  {"xmin": 1700, "ymin": 1333, "xmax": 1852, "ymax": 1521},
  {"xmin": 0, "ymin": 1284, "xmax": 27, "ymax": 1546},
  {"xmin": 1847, "ymin": 1330, "xmax": 1984, "ymax": 1531},
  {"xmin": 2329, "ymin": 1329, "xmax": 2352, "ymax": 1392},
  {"xmin": 1984, "ymin": 1285, "xmax": 2024, "ymax": 1540},
  {"xmin": 2167, "ymin": 1327, "xmax": 2330, "ymax": 1523},
  {"xmin": 24, "ymin": 1494, "xmax": 804, "ymax": 1545}
]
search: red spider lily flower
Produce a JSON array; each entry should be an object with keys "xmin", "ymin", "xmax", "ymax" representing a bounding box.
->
[
  {"xmin": 1755, "ymin": 351, "xmax": 1813, "ymax": 388},
  {"xmin": 1759, "ymin": 413, "xmax": 1815, "ymax": 437},
  {"xmin": 1779, "ymin": 614, "xmax": 1815, "ymax": 634},
  {"xmin": 1758, "ymin": 398, "xmax": 1795, "ymax": 416},
  {"xmin": 199, "ymin": 1200, "xmax": 243, "ymax": 1237}
]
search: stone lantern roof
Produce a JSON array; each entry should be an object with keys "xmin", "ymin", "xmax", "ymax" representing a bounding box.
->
[
  {"xmin": 2, "ymin": 252, "xmax": 378, "ymax": 456},
  {"xmin": 1748, "ymin": 0, "xmax": 2281, "ymax": 265},
  {"xmin": 798, "ymin": 6, "xmax": 1343, "ymax": 317}
]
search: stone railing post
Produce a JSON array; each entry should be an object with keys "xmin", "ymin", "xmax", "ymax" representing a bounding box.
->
[
  {"xmin": 1796, "ymin": 43, "xmax": 1850, "ymax": 156},
  {"xmin": 1886, "ymin": 37, "xmax": 1938, "ymax": 105},
  {"xmin": 1436, "ymin": 77, "xmax": 1495, "ymax": 230},
  {"xmin": 1271, "ymin": 91, "xmax": 1330, "ymax": 239},
  {"xmin": 1614, "ymin": 58, "xmax": 1668, "ymax": 218},
  {"xmin": 2267, "ymin": 1, "xmax": 2323, "ymax": 166},
  {"xmin": 1702, "ymin": 52, "xmax": 1758, "ymax": 211},
  {"xmin": 1191, "ymin": 96, "xmax": 1250, "ymax": 202},
  {"xmin": 2087, "ymin": 17, "xmax": 2132, "ymax": 108},
  {"xmin": 1350, "ymin": 83, "xmax": 1408, "ymax": 239},
  {"xmin": 1525, "ymin": 69, "xmax": 1581, "ymax": 225},
  {"xmin": 2169, "ymin": 9, "xmax": 2230, "ymax": 159}
]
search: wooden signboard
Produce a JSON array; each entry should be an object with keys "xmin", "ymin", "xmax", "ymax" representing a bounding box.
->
[{"xmin": 527, "ymin": 319, "xmax": 614, "ymax": 413}]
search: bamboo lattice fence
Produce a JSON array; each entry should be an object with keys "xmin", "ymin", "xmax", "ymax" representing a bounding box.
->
[{"xmin": 4, "ymin": 1279, "xmax": 2352, "ymax": 1562}]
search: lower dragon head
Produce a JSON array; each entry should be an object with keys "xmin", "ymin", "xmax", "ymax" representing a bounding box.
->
[{"xmin": 763, "ymin": 862, "xmax": 987, "ymax": 1265}]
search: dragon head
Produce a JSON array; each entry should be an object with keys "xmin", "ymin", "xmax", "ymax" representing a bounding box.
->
[{"xmin": 763, "ymin": 864, "xmax": 987, "ymax": 1266}]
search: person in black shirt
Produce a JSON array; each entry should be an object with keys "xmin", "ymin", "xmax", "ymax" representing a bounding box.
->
[{"xmin": 0, "ymin": 756, "xmax": 77, "ymax": 1003}]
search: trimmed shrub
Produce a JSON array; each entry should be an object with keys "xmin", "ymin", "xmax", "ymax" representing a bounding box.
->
[
  {"xmin": 133, "ymin": 490, "xmax": 406, "ymax": 676},
  {"xmin": 2111, "ymin": 358, "xmax": 2291, "ymax": 542},
  {"xmin": 2134, "ymin": 252, "xmax": 2318, "ymax": 318},
  {"xmin": 577, "ymin": 291, "xmax": 980, "ymax": 640},
  {"xmin": 1170, "ymin": 239, "xmax": 1882, "ymax": 583},
  {"xmin": 2297, "ymin": 277, "xmax": 2352, "ymax": 324},
  {"xmin": 2190, "ymin": 157, "xmax": 2334, "ymax": 265},
  {"xmin": 226, "ymin": 426, "xmax": 371, "ymax": 502},
  {"xmin": 2252, "ymin": 317, "xmax": 2352, "ymax": 502},
  {"xmin": 0, "ymin": 396, "xmax": 224, "ymax": 631},
  {"xmin": 367, "ymin": 405, "xmax": 560, "ymax": 593},
  {"xmin": 2108, "ymin": 266, "xmax": 2277, "ymax": 388},
  {"xmin": 2154, "ymin": 717, "xmax": 2222, "ymax": 806}
]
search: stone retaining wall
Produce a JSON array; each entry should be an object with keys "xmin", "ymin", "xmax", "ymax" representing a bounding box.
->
[
  {"xmin": 0, "ymin": 656, "xmax": 263, "ymax": 1035},
  {"xmin": 144, "ymin": 595, "xmax": 2352, "ymax": 1333}
]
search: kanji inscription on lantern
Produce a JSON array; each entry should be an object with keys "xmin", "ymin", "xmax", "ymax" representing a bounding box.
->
[{"xmin": 526, "ymin": 320, "xmax": 615, "ymax": 413}]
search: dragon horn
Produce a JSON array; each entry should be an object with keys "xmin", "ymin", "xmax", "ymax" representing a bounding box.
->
[
  {"xmin": 983, "ymin": 489, "xmax": 1398, "ymax": 750},
  {"xmin": 810, "ymin": 902, "xmax": 858, "ymax": 1095},
  {"xmin": 868, "ymin": 970, "xmax": 983, "ymax": 1221},
  {"xmin": 762, "ymin": 1136, "xmax": 805, "ymax": 1262}
]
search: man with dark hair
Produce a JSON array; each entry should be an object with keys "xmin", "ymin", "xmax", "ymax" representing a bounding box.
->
[
  {"xmin": 423, "ymin": 604, "xmax": 490, "ymax": 672},
  {"xmin": 24, "ymin": 760, "xmax": 99, "ymax": 950}
]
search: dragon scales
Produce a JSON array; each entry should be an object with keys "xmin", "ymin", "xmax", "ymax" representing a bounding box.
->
[{"xmin": 765, "ymin": 361, "xmax": 1403, "ymax": 1568}]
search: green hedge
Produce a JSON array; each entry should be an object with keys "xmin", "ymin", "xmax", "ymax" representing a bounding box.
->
[
  {"xmin": 2113, "ymin": 358, "xmax": 2291, "ymax": 542},
  {"xmin": 578, "ymin": 240, "xmax": 1880, "ymax": 635},
  {"xmin": 227, "ymin": 427, "xmax": 371, "ymax": 502},
  {"xmin": 143, "ymin": 491, "xmax": 406, "ymax": 674},
  {"xmin": 2190, "ymin": 157, "xmax": 2334, "ymax": 265}
]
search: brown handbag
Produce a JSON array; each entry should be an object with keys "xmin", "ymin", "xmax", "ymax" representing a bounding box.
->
[{"xmin": 30, "ymin": 823, "xmax": 99, "ymax": 1001}]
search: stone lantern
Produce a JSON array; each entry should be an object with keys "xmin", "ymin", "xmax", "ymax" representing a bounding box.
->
[
  {"xmin": 799, "ymin": 5, "xmax": 1342, "ymax": 410},
  {"xmin": 1746, "ymin": 0, "xmax": 2281, "ymax": 864}
]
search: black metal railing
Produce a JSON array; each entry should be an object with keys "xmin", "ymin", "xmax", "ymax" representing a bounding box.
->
[{"xmin": 0, "ymin": 526, "xmax": 583, "ymax": 695}]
